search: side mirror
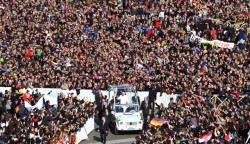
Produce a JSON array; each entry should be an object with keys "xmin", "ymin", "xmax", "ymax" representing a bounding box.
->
[{"xmin": 111, "ymin": 111, "xmax": 115, "ymax": 115}]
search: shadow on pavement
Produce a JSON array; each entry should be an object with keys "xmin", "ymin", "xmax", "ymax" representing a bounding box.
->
[
  {"xmin": 94, "ymin": 114, "xmax": 100, "ymax": 125},
  {"xmin": 93, "ymin": 136, "xmax": 102, "ymax": 142}
]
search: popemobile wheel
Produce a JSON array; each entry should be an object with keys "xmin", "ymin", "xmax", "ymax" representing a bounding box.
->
[{"xmin": 114, "ymin": 124, "xmax": 119, "ymax": 135}]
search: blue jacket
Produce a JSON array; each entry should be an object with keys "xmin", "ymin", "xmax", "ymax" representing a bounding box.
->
[
  {"xmin": 238, "ymin": 30, "xmax": 246, "ymax": 40},
  {"xmin": 18, "ymin": 106, "xmax": 25, "ymax": 117}
]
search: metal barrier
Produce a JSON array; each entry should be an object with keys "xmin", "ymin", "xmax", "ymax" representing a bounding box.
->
[
  {"xmin": 238, "ymin": 94, "xmax": 248, "ymax": 104},
  {"xmin": 211, "ymin": 94, "xmax": 248, "ymax": 107}
]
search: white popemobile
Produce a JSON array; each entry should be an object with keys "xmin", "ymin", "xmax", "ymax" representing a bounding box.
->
[{"xmin": 108, "ymin": 84, "xmax": 143, "ymax": 134}]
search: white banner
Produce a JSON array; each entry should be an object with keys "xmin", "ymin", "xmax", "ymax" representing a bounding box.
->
[
  {"xmin": 213, "ymin": 40, "xmax": 235, "ymax": 49},
  {"xmin": 44, "ymin": 95, "xmax": 58, "ymax": 105},
  {"xmin": 189, "ymin": 35, "xmax": 235, "ymax": 49},
  {"xmin": 156, "ymin": 93, "xmax": 178, "ymax": 107},
  {"xmin": 75, "ymin": 116, "xmax": 94, "ymax": 143},
  {"xmin": 1, "ymin": 87, "xmax": 178, "ymax": 143},
  {"xmin": 25, "ymin": 97, "xmax": 44, "ymax": 111},
  {"xmin": 76, "ymin": 127, "xmax": 88, "ymax": 144},
  {"xmin": 1, "ymin": 87, "xmax": 178, "ymax": 107}
]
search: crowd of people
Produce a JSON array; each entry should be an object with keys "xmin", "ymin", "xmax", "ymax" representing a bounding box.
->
[
  {"xmin": 0, "ymin": 0, "xmax": 249, "ymax": 143},
  {"xmin": 0, "ymin": 89, "xmax": 94, "ymax": 143},
  {"xmin": 136, "ymin": 95, "xmax": 249, "ymax": 143}
]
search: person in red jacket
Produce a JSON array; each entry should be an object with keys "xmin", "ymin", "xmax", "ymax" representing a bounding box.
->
[
  {"xmin": 210, "ymin": 27, "xmax": 217, "ymax": 39},
  {"xmin": 20, "ymin": 90, "xmax": 33, "ymax": 103},
  {"xmin": 154, "ymin": 18, "xmax": 161, "ymax": 28},
  {"xmin": 15, "ymin": 81, "xmax": 22, "ymax": 90},
  {"xmin": 25, "ymin": 49, "xmax": 33, "ymax": 60},
  {"xmin": 33, "ymin": 115, "xmax": 40, "ymax": 128},
  {"xmin": 147, "ymin": 29, "xmax": 152, "ymax": 39}
]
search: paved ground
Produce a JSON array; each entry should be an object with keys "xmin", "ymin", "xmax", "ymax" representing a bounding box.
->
[{"xmin": 80, "ymin": 115, "xmax": 140, "ymax": 144}]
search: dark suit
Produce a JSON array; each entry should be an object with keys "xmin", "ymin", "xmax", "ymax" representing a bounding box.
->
[
  {"xmin": 148, "ymin": 111, "xmax": 154, "ymax": 119},
  {"xmin": 155, "ymin": 103, "xmax": 164, "ymax": 117},
  {"xmin": 140, "ymin": 103, "xmax": 151, "ymax": 119},
  {"xmin": 141, "ymin": 100, "xmax": 146, "ymax": 107},
  {"xmin": 98, "ymin": 103, "xmax": 105, "ymax": 120},
  {"xmin": 99, "ymin": 120, "xmax": 109, "ymax": 144},
  {"xmin": 149, "ymin": 89, "xmax": 157, "ymax": 112},
  {"xmin": 132, "ymin": 96, "xmax": 140, "ymax": 105},
  {"xmin": 142, "ymin": 120, "xmax": 150, "ymax": 130},
  {"xmin": 103, "ymin": 112, "xmax": 111, "ymax": 119},
  {"xmin": 149, "ymin": 89, "xmax": 157, "ymax": 102},
  {"xmin": 103, "ymin": 112, "xmax": 111, "ymax": 127}
]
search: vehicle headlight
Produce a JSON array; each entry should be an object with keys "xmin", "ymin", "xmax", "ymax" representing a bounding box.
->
[{"xmin": 120, "ymin": 122, "xmax": 123, "ymax": 125}]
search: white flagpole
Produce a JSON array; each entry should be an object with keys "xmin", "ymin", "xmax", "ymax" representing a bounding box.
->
[
  {"xmin": 245, "ymin": 135, "xmax": 249, "ymax": 144},
  {"xmin": 245, "ymin": 130, "xmax": 250, "ymax": 144}
]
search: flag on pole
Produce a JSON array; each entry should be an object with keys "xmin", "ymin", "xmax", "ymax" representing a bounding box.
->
[
  {"xmin": 156, "ymin": 57, "xmax": 163, "ymax": 66},
  {"xmin": 245, "ymin": 130, "xmax": 250, "ymax": 144},
  {"xmin": 168, "ymin": 136, "xmax": 174, "ymax": 144},
  {"xmin": 225, "ymin": 133, "xmax": 233, "ymax": 142},
  {"xmin": 199, "ymin": 131, "xmax": 213, "ymax": 143},
  {"xmin": 150, "ymin": 118, "xmax": 165, "ymax": 127}
]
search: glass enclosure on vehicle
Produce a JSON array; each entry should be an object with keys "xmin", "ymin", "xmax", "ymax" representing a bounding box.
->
[
  {"xmin": 114, "ymin": 105, "xmax": 140, "ymax": 113},
  {"xmin": 108, "ymin": 85, "xmax": 143, "ymax": 133},
  {"xmin": 108, "ymin": 84, "xmax": 139, "ymax": 110}
]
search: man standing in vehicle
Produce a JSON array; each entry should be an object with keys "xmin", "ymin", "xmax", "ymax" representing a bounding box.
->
[{"xmin": 117, "ymin": 92, "xmax": 128, "ymax": 104}]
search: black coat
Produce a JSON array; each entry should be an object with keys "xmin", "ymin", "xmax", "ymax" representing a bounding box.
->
[
  {"xmin": 98, "ymin": 103, "xmax": 105, "ymax": 113},
  {"xmin": 99, "ymin": 120, "xmax": 109, "ymax": 133},
  {"xmin": 142, "ymin": 120, "xmax": 150, "ymax": 131},
  {"xmin": 140, "ymin": 102, "xmax": 151, "ymax": 117},
  {"xmin": 102, "ymin": 112, "xmax": 111, "ymax": 122},
  {"xmin": 148, "ymin": 89, "xmax": 157, "ymax": 102},
  {"xmin": 132, "ymin": 96, "xmax": 140, "ymax": 105}
]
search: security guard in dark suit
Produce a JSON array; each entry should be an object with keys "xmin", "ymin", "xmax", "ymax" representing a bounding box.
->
[{"xmin": 98, "ymin": 116, "xmax": 109, "ymax": 144}]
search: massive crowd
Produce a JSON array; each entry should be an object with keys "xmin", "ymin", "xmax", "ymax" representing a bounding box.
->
[
  {"xmin": 0, "ymin": 89, "xmax": 94, "ymax": 143},
  {"xmin": 136, "ymin": 95, "xmax": 250, "ymax": 143},
  {"xmin": 0, "ymin": 0, "xmax": 249, "ymax": 144}
]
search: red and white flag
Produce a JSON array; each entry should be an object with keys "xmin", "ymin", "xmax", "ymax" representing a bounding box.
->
[
  {"xmin": 199, "ymin": 131, "xmax": 213, "ymax": 143},
  {"xmin": 224, "ymin": 133, "xmax": 232, "ymax": 142},
  {"xmin": 168, "ymin": 136, "xmax": 173, "ymax": 144}
]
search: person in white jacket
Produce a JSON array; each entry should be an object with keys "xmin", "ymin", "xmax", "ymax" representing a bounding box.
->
[{"xmin": 117, "ymin": 92, "xmax": 128, "ymax": 104}]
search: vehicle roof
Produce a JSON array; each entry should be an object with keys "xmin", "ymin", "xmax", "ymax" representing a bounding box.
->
[
  {"xmin": 114, "ymin": 104, "xmax": 139, "ymax": 106},
  {"xmin": 109, "ymin": 84, "xmax": 135, "ymax": 89}
]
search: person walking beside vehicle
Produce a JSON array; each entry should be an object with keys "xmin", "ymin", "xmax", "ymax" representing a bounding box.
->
[
  {"xmin": 98, "ymin": 116, "xmax": 109, "ymax": 144},
  {"xmin": 103, "ymin": 108, "xmax": 111, "ymax": 128},
  {"xmin": 98, "ymin": 98, "xmax": 106, "ymax": 121}
]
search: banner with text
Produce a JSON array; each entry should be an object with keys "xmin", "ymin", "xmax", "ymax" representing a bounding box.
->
[
  {"xmin": 190, "ymin": 35, "xmax": 235, "ymax": 49},
  {"xmin": 213, "ymin": 40, "xmax": 235, "ymax": 49}
]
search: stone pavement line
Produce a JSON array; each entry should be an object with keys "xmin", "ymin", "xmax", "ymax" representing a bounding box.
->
[{"xmin": 86, "ymin": 137, "xmax": 135, "ymax": 144}]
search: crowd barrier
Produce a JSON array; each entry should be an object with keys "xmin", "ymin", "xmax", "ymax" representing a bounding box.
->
[
  {"xmin": 0, "ymin": 87, "xmax": 178, "ymax": 106},
  {"xmin": 0, "ymin": 87, "xmax": 177, "ymax": 143},
  {"xmin": 75, "ymin": 116, "xmax": 95, "ymax": 144}
]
